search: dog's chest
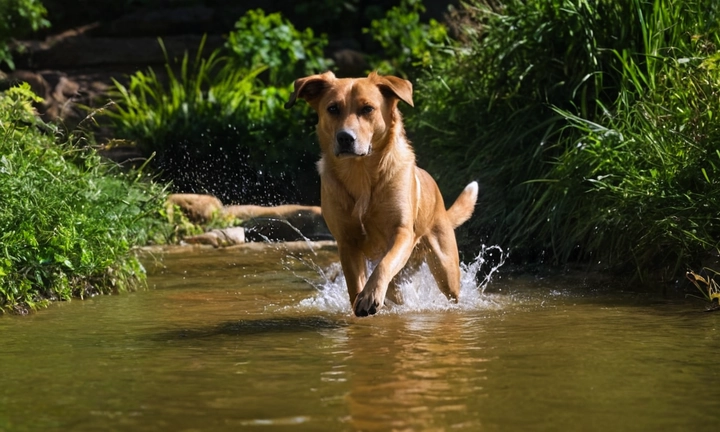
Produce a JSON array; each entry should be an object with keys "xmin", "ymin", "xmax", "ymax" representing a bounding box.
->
[
  {"xmin": 358, "ymin": 224, "xmax": 395, "ymax": 259},
  {"xmin": 357, "ymin": 199, "xmax": 409, "ymax": 256},
  {"xmin": 321, "ymin": 161, "xmax": 417, "ymax": 258}
]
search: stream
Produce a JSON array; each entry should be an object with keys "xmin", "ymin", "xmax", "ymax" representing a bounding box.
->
[{"xmin": 1, "ymin": 242, "xmax": 719, "ymax": 431}]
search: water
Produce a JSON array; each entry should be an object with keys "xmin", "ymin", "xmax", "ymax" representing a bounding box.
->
[{"xmin": 1, "ymin": 242, "xmax": 720, "ymax": 431}]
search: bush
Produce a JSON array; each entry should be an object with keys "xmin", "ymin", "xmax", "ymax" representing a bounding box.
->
[
  {"xmin": 411, "ymin": 0, "xmax": 720, "ymax": 278},
  {"xmin": 0, "ymin": 83, "xmax": 169, "ymax": 313},
  {"xmin": 0, "ymin": 0, "xmax": 50, "ymax": 69},
  {"xmin": 225, "ymin": 9, "xmax": 331, "ymax": 86},
  {"xmin": 110, "ymin": 10, "xmax": 332, "ymax": 205},
  {"xmin": 364, "ymin": 0, "xmax": 451, "ymax": 77}
]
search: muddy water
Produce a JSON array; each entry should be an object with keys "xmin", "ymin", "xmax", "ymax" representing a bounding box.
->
[{"xmin": 1, "ymin": 242, "xmax": 720, "ymax": 432}]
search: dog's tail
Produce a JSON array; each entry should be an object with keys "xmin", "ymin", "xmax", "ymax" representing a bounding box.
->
[{"xmin": 447, "ymin": 181, "xmax": 478, "ymax": 228}]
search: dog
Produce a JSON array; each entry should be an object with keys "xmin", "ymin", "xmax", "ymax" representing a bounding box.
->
[{"xmin": 285, "ymin": 71, "xmax": 478, "ymax": 316}]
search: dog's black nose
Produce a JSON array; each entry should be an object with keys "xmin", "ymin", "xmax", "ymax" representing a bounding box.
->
[{"xmin": 336, "ymin": 130, "xmax": 356, "ymax": 147}]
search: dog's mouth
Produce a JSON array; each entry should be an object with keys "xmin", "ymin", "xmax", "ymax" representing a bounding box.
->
[{"xmin": 334, "ymin": 145, "xmax": 372, "ymax": 158}]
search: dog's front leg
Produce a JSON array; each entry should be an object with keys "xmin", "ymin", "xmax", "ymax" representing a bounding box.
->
[
  {"xmin": 354, "ymin": 227, "xmax": 415, "ymax": 316},
  {"xmin": 338, "ymin": 244, "xmax": 367, "ymax": 308}
]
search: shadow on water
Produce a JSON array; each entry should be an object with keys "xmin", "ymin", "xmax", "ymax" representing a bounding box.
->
[{"xmin": 152, "ymin": 315, "xmax": 349, "ymax": 341}]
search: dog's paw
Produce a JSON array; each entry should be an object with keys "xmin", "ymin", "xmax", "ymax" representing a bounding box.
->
[{"xmin": 353, "ymin": 290, "xmax": 383, "ymax": 317}]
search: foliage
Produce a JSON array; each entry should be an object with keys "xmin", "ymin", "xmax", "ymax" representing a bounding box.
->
[
  {"xmin": 110, "ymin": 37, "xmax": 266, "ymax": 151},
  {"xmin": 364, "ymin": 0, "xmax": 451, "ymax": 77},
  {"xmin": 109, "ymin": 10, "xmax": 329, "ymax": 205},
  {"xmin": 0, "ymin": 83, "xmax": 170, "ymax": 313},
  {"xmin": 412, "ymin": 0, "xmax": 720, "ymax": 278},
  {"xmin": 0, "ymin": 0, "xmax": 50, "ymax": 69},
  {"xmin": 540, "ymin": 55, "xmax": 720, "ymax": 277},
  {"xmin": 225, "ymin": 9, "xmax": 331, "ymax": 86}
]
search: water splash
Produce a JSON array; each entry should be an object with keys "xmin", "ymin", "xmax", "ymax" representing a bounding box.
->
[{"xmin": 292, "ymin": 244, "xmax": 507, "ymax": 315}]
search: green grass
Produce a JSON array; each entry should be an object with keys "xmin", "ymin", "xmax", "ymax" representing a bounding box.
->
[
  {"xmin": 537, "ymin": 56, "xmax": 720, "ymax": 278},
  {"xmin": 410, "ymin": 0, "xmax": 720, "ymax": 279},
  {"xmin": 0, "ymin": 83, "xmax": 170, "ymax": 313},
  {"xmin": 109, "ymin": 36, "xmax": 269, "ymax": 154}
]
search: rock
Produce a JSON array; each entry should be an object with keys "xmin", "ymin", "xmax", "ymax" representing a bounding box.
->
[
  {"xmin": 167, "ymin": 194, "xmax": 224, "ymax": 223},
  {"xmin": 183, "ymin": 227, "xmax": 245, "ymax": 248},
  {"xmin": 164, "ymin": 197, "xmax": 331, "ymax": 241},
  {"xmin": 2, "ymin": 70, "xmax": 54, "ymax": 119},
  {"xmin": 4, "ymin": 70, "xmax": 51, "ymax": 101},
  {"xmin": 223, "ymin": 204, "xmax": 321, "ymax": 220},
  {"xmin": 223, "ymin": 204, "xmax": 332, "ymax": 242},
  {"xmin": 140, "ymin": 240, "xmax": 337, "ymax": 256},
  {"xmin": 38, "ymin": 72, "xmax": 81, "ymax": 120},
  {"xmin": 2, "ymin": 69, "xmax": 107, "ymax": 124}
]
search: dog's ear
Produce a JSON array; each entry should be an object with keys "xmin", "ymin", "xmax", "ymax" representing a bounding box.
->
[
  {"xmin": 285, "ymin": 71, "xmax": 336, "ymax": 109},
  {"xmin": 370, "ymin": 72, "xmax": 414, "ymax": 107}
]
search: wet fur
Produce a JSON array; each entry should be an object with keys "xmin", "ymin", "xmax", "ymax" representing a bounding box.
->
[{"xmin": 286, "ymin": 71, "xmax": 478, "ymax": 316}]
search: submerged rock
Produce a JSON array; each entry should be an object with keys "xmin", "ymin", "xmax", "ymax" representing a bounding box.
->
[
  {"xmin": 166, "ymin": 193, "xmax": 224, "ymax": 223},
  {"xmin": 223, "ymin": 204, "xmax": 321, "ymax": 220},
  {"xmin": 183, "ymin": 227, "xmax": 245, "ymax": 248},
  {"xmin": 224, "ymin": 204, "xmax": 331, "ymax": 242},
  {"xmin": 165, "ymin": 194, "xmax": 332, "ymax": 243}
]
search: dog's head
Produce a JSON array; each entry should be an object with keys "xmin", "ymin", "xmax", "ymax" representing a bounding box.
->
[{"xmin": 285, "ymin": 71, "xmax": 413, "ymax": 159}]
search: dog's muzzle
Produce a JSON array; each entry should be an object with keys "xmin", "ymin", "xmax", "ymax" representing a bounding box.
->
[{"xmin": 335, "ymin": 130, "xmax": 371, "ymax": 157}]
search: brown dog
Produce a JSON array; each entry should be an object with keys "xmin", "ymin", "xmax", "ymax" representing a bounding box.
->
[{"xmin": 285, "ymin": 71, "xmax": 478, "ymax": 316}]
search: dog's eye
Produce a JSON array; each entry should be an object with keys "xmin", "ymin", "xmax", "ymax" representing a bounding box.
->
[
  {"xmin": 361, "ymin": 105, "xmax": 374, "ymax": 115},
  {"xmin": 327, "ymin": 105, "xmax": 340, "ymax": 115}
]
